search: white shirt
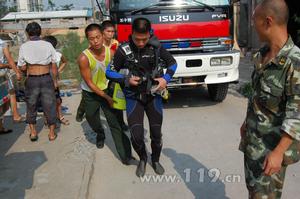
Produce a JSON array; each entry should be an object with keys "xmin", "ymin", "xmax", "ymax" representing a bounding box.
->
[
  {"xmin": 17, "ymin": 40, "xmax": 57, "ymax": 66},
  {"xmin": 55, "ymin": 51, "xmax": 62, "ymax": 67}
]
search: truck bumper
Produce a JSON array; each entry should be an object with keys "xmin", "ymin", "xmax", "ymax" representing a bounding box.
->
[{"xmin": 168, "ymin": 50, "xmax": 240, "ymax": 88}]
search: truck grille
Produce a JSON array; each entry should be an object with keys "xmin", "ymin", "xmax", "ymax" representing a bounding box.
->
[{"xmin": 161, "ymin": 37, "xmax": 231, "ymax": 52}]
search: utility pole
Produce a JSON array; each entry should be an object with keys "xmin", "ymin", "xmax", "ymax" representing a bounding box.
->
[{"xmin": 91, "ymin": 0, "xmax": 96, "ymax": 22}]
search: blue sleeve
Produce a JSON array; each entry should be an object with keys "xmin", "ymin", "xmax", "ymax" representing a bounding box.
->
[
  {"xmin": 106, "ymin": 62, "xmax": 126, "ymax": 85},
  {"xmin": 159, "ymin": 47, "xmax": 177, "ymax": 83},
  {"xmin": 163, "ymin": 63, "xmax": 177, "ymax": 83},
  {"xmin": 105, "ymin": 47, "xmax": 127, "ymax": 85}
]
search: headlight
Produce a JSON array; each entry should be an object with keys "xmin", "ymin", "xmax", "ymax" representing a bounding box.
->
[
  {"xmin": 210, "ymin": 58, "xmax": 221, "ymax": 66},
  {"xmin": 210, "ymin": 56, "xmax": 233, "ymax": 66},
  {"xmin": 221, "ymin": 57, "xmax": 232, "ymax": 65}
]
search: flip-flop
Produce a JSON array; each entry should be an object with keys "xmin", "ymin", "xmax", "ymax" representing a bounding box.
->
[
  {"xmin": 59, "ymin": 116, "xmax": 70, "ymax": 125},
  {"xmin": 0, "ymin": 129, "xmax": 13, "ymax": 134},
  {"xmin": 48, "ymin": 133, "xmax": 57, "ymax": 141},
  {"xmin": 29, "ymin": 134, "xmax": 38, "ymax": 142},
  {"xmin": 61, "ymin": 106, "xmax": 68, "ymax": 111}
]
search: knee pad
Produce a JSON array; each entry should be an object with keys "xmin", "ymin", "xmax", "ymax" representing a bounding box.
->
[{"xmin": 130, "ymin": 124, "xmax": 144, "ymax": 147}]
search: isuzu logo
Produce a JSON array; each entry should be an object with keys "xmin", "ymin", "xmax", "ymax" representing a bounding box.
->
[
  {"xmin": 159, "ymin": 14, "xmax": 190, "ymax": 22},
  {"xmin": 212, "ymin": 14, "xmax": 227, "ymax": 19}
]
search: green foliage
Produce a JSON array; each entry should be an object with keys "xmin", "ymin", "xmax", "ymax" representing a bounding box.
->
[
  {"xmin": 60, "ymin": 4, "xmax": 74, "ymax": 10},
  {"xmin": 58, "ymin": 32, "xmax": 88, "ymax": 81},
  {"xmin": 0, "ymin": 1, "xmax": 8, "ymax": 18},
  {"xmin": 8, "ymin": 6, "xmax": 17, "ymax": 12},
  {"xmin": 48, "ymin": 0, "xmax": 56, "ymax": 11}
]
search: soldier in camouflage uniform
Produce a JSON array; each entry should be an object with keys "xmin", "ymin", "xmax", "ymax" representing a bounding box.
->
[{"xmin": 240, "ymin": 0, "xmax": 300, "ymax": 198}]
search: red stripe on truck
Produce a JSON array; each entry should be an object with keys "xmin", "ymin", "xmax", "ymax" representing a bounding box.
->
[{"xmin": 117, "ymin": 20, "xmax": 230, "ymax": 42}]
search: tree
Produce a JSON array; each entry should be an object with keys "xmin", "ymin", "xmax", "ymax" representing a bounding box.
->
[
  {"xmin": 8, "ymin": 6, "xmax": 18, "ymax": 12},
  {"xmin": 60, "ymin": 4, "xmax": 75, "ymax": 11},
  {"xmin": 60, "ymin": 32, "xmax": 88, "ymax": 80},
  {"xmin": 48, "ymin": 0, "xmax": 56, "ymax": 11},
  {"xmin": 0, "ymin": 1, "xmax": 8, "ymax": 18}
]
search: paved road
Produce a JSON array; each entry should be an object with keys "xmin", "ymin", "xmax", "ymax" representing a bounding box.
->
[
  {"xmin": 87, "ymin": 86, "xmax": 299, "ymax": 199},
  {"xmin": 0, "ymin": 57, "xmax": 299, "ymax": 199},
  {"xmin": 88, "ymin": 88, "xmax": 249, "ymax": 199}
]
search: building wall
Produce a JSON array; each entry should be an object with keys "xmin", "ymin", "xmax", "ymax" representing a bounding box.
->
[
  {"xmin": 18, "ymin": 0, "xmax": 28, "ymax": 12},
  {"xmin": 29, "ymin": 0, "xmax": 43, "ymax": 11},
  {"xmin": 17, "ymin": 0, "xmax": 43, "ymax": 12},
  {"xmin": 1, "ymin": 17, "xmax": 92, "ymax": 31}
]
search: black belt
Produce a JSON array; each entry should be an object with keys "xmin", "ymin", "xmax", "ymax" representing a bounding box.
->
[{"xmin": 28, "ymin": 73, "xmax": 50, "ymax": 77}]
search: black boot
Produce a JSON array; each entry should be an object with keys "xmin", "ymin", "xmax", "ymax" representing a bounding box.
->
[
  {"xmin": 121, "ymin": 124, "xmax": 129, "ymax": 131},
  {"xmin": 152, "ymin": 161, "xmax": 165, "ymax": 175},
  {"xmin": 96, "ymin": 134, "xmax": 105, "ymax": 149},
  {"xmin": 76, "ymin": 112, "xmax": 84, "ymax": 122},
  {"xmin": 136, "ymin": 160, "xmax": 146, "ymax": 177},
  {"xmin": 122, "ymin": 156, "xmax": 136, "ymax": 165}
]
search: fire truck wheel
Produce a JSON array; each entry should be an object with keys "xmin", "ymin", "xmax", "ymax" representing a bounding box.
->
[{"xmin": 207, "ymin": 83, "xmax": 229, "ymax": 102}]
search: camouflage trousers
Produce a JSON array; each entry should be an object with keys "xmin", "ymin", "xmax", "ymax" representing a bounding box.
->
[{"xmin": 244, "ymin": 155, "xmax": 287, "ymax": 199}]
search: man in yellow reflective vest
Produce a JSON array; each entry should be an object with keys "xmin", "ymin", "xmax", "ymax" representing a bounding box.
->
[
  {"xmin": 77, "ymin": 23, "xmax": 133, "ymax": 164},
  {"xmin": 76, "ymin": 21, "xmax": 129, "ymax": 130}
]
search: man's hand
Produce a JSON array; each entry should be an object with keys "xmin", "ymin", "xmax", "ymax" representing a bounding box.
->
[
  {"xmin": 54, "ymin": 80, "xmax": 58, "ymax": 89},
  {"xmin": 263, "ymin": 150, "xmax": 284, "ymax": 176},
  {"xmin": 104, "ymin": 95, "xmax": 114, "ymax": 108},
  {"xmin": 263, "ymin": 133, "xmax": 293, "ymax": 176},
  {"xmin": 240, "ymin": 121, "xmax": 246, "ymax": 139},
  {"xmin": 129, "ymin": 76, "xmax": 141, "ymax": 86},
  {"xmin": 16, "ymin": 71, "xmax": 22, "ymax": 81},
  {"xmin": 153, "ymin": 77, "xmax": 167, "ymax": 92},
  {"xmin": 20, "ymin": 65, "xmax": 27, "ymax": 72}
]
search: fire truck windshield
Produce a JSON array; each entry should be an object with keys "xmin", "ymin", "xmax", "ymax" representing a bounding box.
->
[{"xmin": 110, "ymin": 0, "xmax": 229, "ymax": 11}]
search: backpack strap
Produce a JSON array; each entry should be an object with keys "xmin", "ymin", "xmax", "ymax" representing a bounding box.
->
[{"xmin": 120, "ymin": 43, "xmax": 135, "ymax": 61}]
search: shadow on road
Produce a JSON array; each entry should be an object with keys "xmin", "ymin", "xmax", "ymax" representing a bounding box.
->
[
  {"xmin": 81, "ymin": 119, "xmax": 126, "ymax": 163},
  {"xmin": 164, "ymin": 87, "xmax": 218, "ymax": 109},
  {"xmin": 0, "ymin": 116, "xmax": 47, "ymax": 198},
  {"xmin": 163, "ymin": 148, "xmax": 229, "ymax": 199}
]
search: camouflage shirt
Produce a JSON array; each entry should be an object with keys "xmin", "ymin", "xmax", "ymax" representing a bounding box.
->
[{"xmin": 240, "ymin": 36, "xmax": 300, "ymax": 164}]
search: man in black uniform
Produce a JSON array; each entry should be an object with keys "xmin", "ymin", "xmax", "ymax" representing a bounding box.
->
[{"xmin": 106, "ymin": 18, "xmax": 177, "ymax": 177}]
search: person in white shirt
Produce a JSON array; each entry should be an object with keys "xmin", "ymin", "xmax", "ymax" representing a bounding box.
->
[{"xmin": 17, "ymin": 22, "xmax": 58, "ymax": 142}]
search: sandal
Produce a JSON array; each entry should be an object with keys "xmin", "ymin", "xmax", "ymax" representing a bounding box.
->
[
  {"xmin": 0, "ymin": 129, "xmax": 13, "ymax": 135},
  {"xmin": 29, "ymin": 133, "xmax": 38, "ymax": 142},
  {"xmin": 48, "ymin": 133, "xmax": 57, "ymax": 141},
  {"xmin": 59, "ymin": 116, "xmax": 70, "ymax": 125}
]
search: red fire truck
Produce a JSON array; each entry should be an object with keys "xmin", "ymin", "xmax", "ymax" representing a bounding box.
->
[{"xmin": 99, "ymin": 0, "xmax": 240, "ymax": 102}]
